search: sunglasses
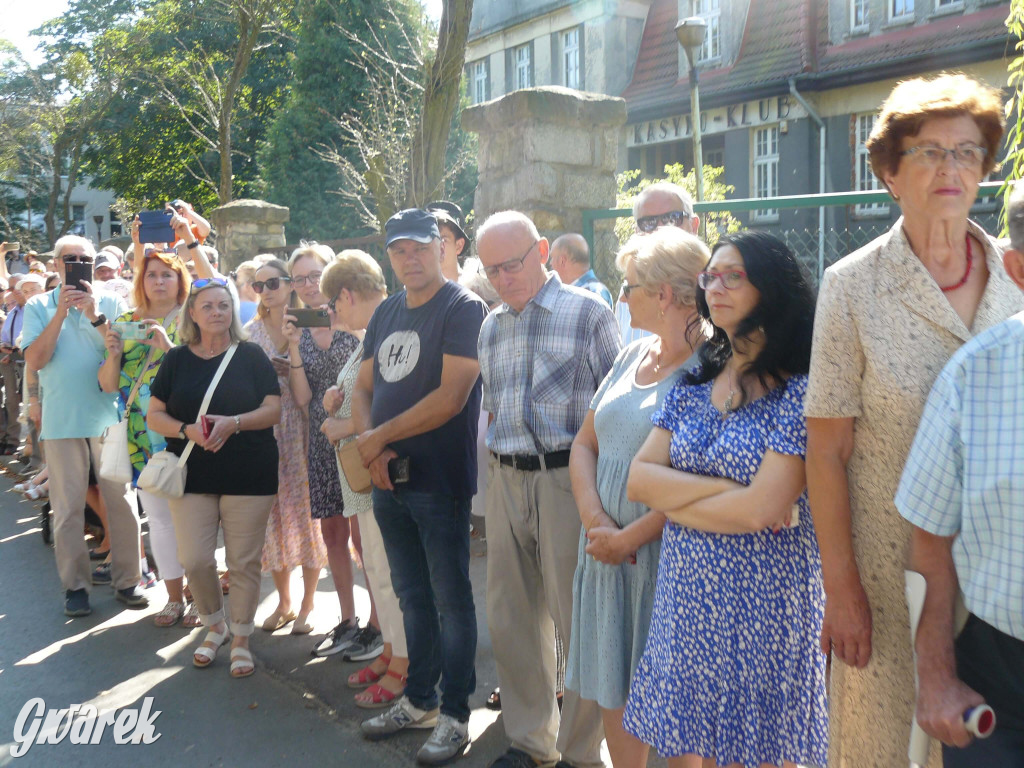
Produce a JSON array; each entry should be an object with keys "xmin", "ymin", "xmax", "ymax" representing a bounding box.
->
[
  {"xmin": 252, "ymin": 276, "xmax": 291, "ymax": 293},
  {"xmin": 635, "ymin": 210, "xmax": 692, "ymax": 234},
  {"xmin": 621, "ymin": 281, "xmax": 643, "ymax": 299},
  {"xmin": 62, "ymin": 255, "xmax": 94, "ymax": 264},
  {"xmin": 190, "ymin": 277, "xmax": 229, "ymax": 293}
]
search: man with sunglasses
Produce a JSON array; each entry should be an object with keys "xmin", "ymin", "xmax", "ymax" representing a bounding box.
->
[
  {"xmin": 352, "ymin": 209, "xmax": 488, "ymax": 766},
  {"xmin": 22, "ymin": 235, "xmax": 145, "ymax": 618},
  {"xmin": 617, "ymin": 182, "xmax": 701, "ymax": 345},
  {"xmin": 476, "ymin": 211, "xmax": 619, "ymax": 768}
]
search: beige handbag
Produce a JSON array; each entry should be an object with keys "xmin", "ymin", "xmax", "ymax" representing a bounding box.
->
[{"xmin": 337, "ymin": 440, "xmax": 372, "ymax": 494}]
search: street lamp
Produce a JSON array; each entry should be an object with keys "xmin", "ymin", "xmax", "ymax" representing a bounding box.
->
[
  {"xmin": 675, "ymin": 17, "xmax": 707, "ymax": 203},
  {"xmin": 93, "ymin": 214, "xmax": 105, "ymax": 245}
]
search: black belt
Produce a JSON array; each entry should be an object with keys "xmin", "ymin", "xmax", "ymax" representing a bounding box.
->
[{"xmin": 491, "ymin": 449, "xmax": 571, "ymax": 472}]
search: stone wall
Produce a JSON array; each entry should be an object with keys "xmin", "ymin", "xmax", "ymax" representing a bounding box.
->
[
  {"xmin": 461, "ymin": 86, "xmax": 626, "ymax": 243},
  {"xmin": 208, "ymin": 199, "xmax": 289, "ymax": 271}
]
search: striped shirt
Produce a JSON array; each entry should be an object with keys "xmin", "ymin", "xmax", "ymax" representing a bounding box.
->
[
  {"xmin": 479, "ymin": 273, "xmax": 621, "ymax": 455},
  {"xmin": 896, "ymin": 312, "xmax": 1024, "ymax": 641}
]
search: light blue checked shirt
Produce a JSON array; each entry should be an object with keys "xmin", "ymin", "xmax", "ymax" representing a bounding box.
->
[
  {"xmin": 479, "ymin": 272, "xmax": 621, "ymax": 455},
  {"xmin": 896, "ymin": 312, "xmax": 1024, "ymax": 642}
]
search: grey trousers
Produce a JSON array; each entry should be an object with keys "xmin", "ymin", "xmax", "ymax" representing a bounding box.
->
[
  {"xmin": 1, "ymin": 357, "xmax": 21, "ymax": 443},
  {"xmin": 46, "ymin": 437, "xmax": 140, "ymax": 593},
  {"xmin": 485, "ymin": 460, "xmax": 604, "ymax": 768}
]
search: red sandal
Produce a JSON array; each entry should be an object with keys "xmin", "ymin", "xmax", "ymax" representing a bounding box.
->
[
  {"xmin": 353, "ymin": 669, "xmax": 406, "ymax": 709},
  {"xmin": 347, "ymin": 655, "xmax": 391, "ymax": 689}
]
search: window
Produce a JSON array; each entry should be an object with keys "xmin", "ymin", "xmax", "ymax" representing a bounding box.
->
[
  {"xmin": 109, "ymin": 207, "xmax": 122, "ymax": 237},
  {"xmin": 71, "ymin": 204, "xmax": 86, "ymax": 236},
  {"xmin": 514, "ymin": 44, "xmax": 531, "ymax": 90},
  {"xmin": 854, "ymin": 113, "xmax": 889, "ymax": 216},
  {"xmin": 851, "ymin": 0, "xmax": 869, "ymax": 29},
  {"xmin": 471, "ymin": 59, "xmax": 488, "ymax": 104},
  {"xmin": 935, "ymin": 0, "xmax": 960, "ymax": 7},
  {"xmin": 694, "ymin": 0, "xmax": 721, "ymax": 63},
  {"xmin": 890, "ymin": 0, "xmax": 914, "ymax": 20},
  {"xmin": 753, "ymin": 126, "xmax": 779, "ymax": 221},
  {"xmin": 563, "ymin": 28, "xmax": 580, "ymax": 89}
]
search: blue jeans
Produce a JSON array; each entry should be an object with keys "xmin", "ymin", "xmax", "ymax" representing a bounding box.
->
[{"xmin": 372, "ymin": 488, "xmax": 477, "ymax": 721}]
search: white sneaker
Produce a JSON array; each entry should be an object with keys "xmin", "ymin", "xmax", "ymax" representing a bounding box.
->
[
  {"xmin": 417, "ymin": 713, "xmax": 469, "ymax": 766},
  {"xmin": 361, "ymin": 696, "xmax": 439, "ymax": 741}
]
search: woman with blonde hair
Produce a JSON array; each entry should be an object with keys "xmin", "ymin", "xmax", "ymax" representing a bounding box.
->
[
  {"xmin": 282, "ymin": 243, "xmax": 364, "ymax": 657},
  {"xmin": 565, "ymin": 228, "xmax": 707, "ymax": 767},
  {"xmin": 148, "ymin": 278, "xmax": 281, "ymax": 677},
  {"xmin": 806, "ymin": 72, "xmax": 1024, "ymax": 766},
  {"xmin": 245, "ymin": 257, "xmax": 327, "ymax": 634}
]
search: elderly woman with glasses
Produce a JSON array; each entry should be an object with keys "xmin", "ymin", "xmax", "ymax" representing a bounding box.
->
[
  {"xmin": 805, "ymin": 73, "xmax": 1024, "ymax": 767},
  {"xmin": 281, "ymin": 243, "xmax": 363, "ymax": 658},
  {"xmin": 147, "ymin": 277, "xmax": 281, "ymax": 678}
]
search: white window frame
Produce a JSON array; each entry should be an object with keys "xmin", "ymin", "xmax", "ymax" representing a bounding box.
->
[
  {"xmin": 563, "ymin": 27, "xmax": 580, "ymax": 89},
  {"xmin": 514, "ymin": 44, "xmax": 531, "ymax": 90},
  {"xmin": 752, "ymin": 125, "xmax": 779, "ymax": 222},
  {"xmin": 890, "ymin": 0, "xmax": 914, "ymax": 21},
  {"xmin": 934, "ymin": 0, "xmax": 962, "ymax": 9},
  {"xmin": 472, "ymin": 59, "xmax": 487, "ymax": 104},
  {"xmin": 851, "ymin": 0, "xmax": 869, "ymax": 30},
  {"xmin": 694, "ymin": 0, "xmax": 721, "ymax": 63},
  {"xmin": 854, "ymin": 113, "xmax": 889, "ymax": 217}
]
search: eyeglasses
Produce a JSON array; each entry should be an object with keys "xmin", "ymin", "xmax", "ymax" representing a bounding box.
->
[
  {"xmin": 621, "ymin": 281, "xmax": 644, "ymax": 299},
  {"xmin": 480, "ymin": 241, "xmax": 537, "ymax": 280},
  {"xmin": 290, "ymin": 272, "xmax": 323, "ymax": 288},
  {"xmin": 252, "ymin": 276, "xmax": 291, "ymax": 293},
  {"xmin": 62, "ymin": 254, "xmax": 94, "ymax": 264},
  {"xmin": 900, "ymin": 143, "xmax": 987, "ymax": 169},
  {"xmin": 190, "ymin": 277, "xmax": 229, "ymax": 293},
  {"xmin": 635, "ymin": 210, "xmax": 692, "ymax": 234},
  {"xmin": 698, "ymin": 270, "xmax": 748, "ymax": 290}
]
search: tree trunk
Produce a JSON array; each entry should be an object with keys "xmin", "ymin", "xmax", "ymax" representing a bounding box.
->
[{"xmin": 406, "ymin": 0, "xmax": 474, "ymax": 208}]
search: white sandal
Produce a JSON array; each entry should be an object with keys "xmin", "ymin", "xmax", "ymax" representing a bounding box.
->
[
  {"xmin": 193, "ymin": 627, "xmax": 229, "ymax": 668},
  {"xmin": 229, "ymin": 646, "xmax": 255, "ymax": 678}
]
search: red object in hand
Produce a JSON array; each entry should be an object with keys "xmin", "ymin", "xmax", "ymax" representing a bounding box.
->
[{"xmin": 200, "ymin": 415, "xmax": 213, "ymax": 440}]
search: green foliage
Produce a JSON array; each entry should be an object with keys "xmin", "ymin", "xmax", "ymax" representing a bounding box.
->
[
  {"xmin": 614, "ymin": 163, "xmax": 740, "ymax": 246},
  {"xmin": 1002, "ymin": 1, "xmax": 1024, "ymax": 236}
]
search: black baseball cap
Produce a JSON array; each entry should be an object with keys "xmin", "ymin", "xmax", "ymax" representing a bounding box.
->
[
  {"xmin": 426, "ymin": 201, "xmax": 469, "ymax": 243},
  {"xmin": 385, "ymin": 209, "xmax": 440, "ymax": 247}
]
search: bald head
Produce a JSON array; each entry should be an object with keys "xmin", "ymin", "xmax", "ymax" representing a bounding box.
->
[
  {"xmin": 476, "ymin": 210, "xmax": 550, "ymax": 312},
  {"xmin": 549, "ymin": 233, "xmax": 590, "ymax": 284}
]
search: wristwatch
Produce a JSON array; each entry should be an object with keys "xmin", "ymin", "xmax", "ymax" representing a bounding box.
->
[
  {"xmin": 178, "ymin": 422, "xmax": 188, "ymax": 439},
  {"xmin": 91, "ymin": 314, "xmax": 107, "ymax": 327}
]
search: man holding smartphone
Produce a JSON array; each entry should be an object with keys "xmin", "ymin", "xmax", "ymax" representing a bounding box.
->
[
  {"xmin": 352, "ymin": 209, "xmax": 488, "ymax": 766},
  {"xmin": 22, "ymin": 235, "xmax": 144, "ymax": 618}
]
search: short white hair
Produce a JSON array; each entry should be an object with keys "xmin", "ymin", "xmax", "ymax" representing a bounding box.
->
[
  {"xmin": 53, "ymin": 235, "xmax": 96, "ymax": 261},
  {"xmin": 632, "ymin": 182, "xmax": 695, "ymax": 219}
]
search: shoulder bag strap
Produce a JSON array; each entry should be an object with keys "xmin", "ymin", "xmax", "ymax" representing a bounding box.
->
[
  {"xmin": 122, "ymin": 306, "xmax": 182, "ymax": 413},
  {"xmin": 177, "ymin": 342, "xmax": 239, "ymax": 466}
]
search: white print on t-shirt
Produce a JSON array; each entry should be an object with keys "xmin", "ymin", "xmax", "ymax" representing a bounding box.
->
[{"xmin": 378, "ymin": 330, "xmax": 421, "ymax": 383}]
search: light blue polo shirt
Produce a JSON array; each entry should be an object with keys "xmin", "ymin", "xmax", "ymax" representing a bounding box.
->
[{"xmin": 22, "ymin": 288, "xmax": 128, "ymax": 440}]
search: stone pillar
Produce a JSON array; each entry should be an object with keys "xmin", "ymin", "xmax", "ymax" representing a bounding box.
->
[
  {"xmin": 461, "ymin": 86, "xmax": 626, "ymax": 239},
  {"xmin": 208, "ymin": 199, "xmax": 289, "ymax": 271}
]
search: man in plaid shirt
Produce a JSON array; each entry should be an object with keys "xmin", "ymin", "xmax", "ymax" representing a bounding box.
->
[{"xmin": 476, "ymin": 210, "xmax": 620, "ymax": 768}]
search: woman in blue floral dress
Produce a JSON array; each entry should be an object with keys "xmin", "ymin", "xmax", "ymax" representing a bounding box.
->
[
  {"xmin": 99, "ymin": 250, "xmax": 193, "ymax": 627},
  {"xmin": 623, "ymin": 231, "xmax": 827, "ymax": 768}
]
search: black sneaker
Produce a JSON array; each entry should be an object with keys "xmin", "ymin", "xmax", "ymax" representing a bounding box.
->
[
  {"xmin": 342, "ymin": 624, "xmax": 384, "ymax": 662},
  {"xmin": 311, "ymin": 617, "xmax": 360, "ymax": 657},
  {"xmin": 116, "ymin": 584, "xmax": 149, "ymax": 608},
  {"xmin": 64, "ymin": 589, "xmax": 92, "ymax": 617}
]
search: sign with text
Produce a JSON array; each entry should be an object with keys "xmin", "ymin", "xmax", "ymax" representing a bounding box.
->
[{"xmin": 626, "ymin": 95, "xmax": 807, "ymax": 148}]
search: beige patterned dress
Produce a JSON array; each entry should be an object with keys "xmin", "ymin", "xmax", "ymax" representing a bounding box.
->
[{"xmin": 805, "ymin": 218, "xmax": 1023, "ymax": 768}]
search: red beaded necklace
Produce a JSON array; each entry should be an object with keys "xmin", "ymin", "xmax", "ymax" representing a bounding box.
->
[{"xmin": 939, "ymin": 234, "xmax": 973, "ymax": 293}]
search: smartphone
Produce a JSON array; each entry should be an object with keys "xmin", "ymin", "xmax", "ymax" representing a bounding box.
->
[
  {"xmin": 4, "ymin": 242, "xmax": 20, "ymax": 254},
  {"xmin": 138, "ymin": 209, "xmax": 175, "ymax": 244},
  {"xmin": 113, "ymin": 321, "xmax": 150, "ymax": 341},
  {"xmin": 200, "ymin": 415, "xmax": 213, "ymax": 440},
  {"xmin": 388, "ymin": 456, "xmax": 410, "ymax": 485},
  {"xmin": 65, "ymin": 261, "xmax": 93, "ymax": 290},
  {"xmin": 289, "ymin": 307, "xmax": 331, "ymax": 328}
]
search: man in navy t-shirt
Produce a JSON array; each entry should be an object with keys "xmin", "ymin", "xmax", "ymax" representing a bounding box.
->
[{"xmin": 352, "ymin": 208, "xmax": 488, "ymax": 766}]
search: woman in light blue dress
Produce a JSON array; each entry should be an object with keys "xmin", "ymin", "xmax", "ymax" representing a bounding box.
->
[
  {"xmin": 565, "ymin": 227, "xmax": 709, "ymax": 768},
  {"xmin": 623, "ymin": 231, "xmax": 827, "ymax": 768}
]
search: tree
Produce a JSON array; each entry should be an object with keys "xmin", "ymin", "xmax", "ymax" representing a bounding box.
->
[{"xmin": 1003, "ymin": 2, "xmax": 1024, "ymax": 233}]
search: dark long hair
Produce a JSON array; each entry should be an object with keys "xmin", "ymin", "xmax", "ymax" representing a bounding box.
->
[{"xmin": 686, "ymin": 231, "xmax": 816, "ymax": 403}]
